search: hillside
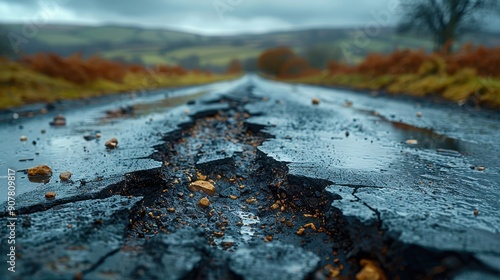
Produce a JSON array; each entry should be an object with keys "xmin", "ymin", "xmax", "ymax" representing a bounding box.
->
[{"xmin": 2, "ymin": 24, "xmax": 500, "ymax": 71}]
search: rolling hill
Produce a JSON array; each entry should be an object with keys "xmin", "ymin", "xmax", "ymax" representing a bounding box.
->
[{"xmin": 1, "ymin": 24, "xmax": 500, "ymax": 72}]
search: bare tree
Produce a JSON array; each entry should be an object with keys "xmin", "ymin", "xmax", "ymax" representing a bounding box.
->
[{"xmin": 398, "ymin": 0, "xmax": 498, "ymax": 52}]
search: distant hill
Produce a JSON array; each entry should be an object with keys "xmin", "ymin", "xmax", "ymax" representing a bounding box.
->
[{"xmin": 2, "ymin": 24, "xmax": 500, "ymax": 71}]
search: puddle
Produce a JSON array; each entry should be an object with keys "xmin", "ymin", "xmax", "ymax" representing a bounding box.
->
[
  {"xmin": 390, "ymin": 121, "xmax": 472, "ymax": 153},
  {"xmin": 235, "ymin": 211, "xmax": 260, "ymax": 242},
  {"xmin": 354, "ymin": 108, "xmax": 475, "ymax": 155}
]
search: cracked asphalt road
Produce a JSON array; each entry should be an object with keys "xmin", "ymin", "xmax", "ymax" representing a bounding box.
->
[{"xmin": 1, "ymin": 75, "xmax": 499, "ymax": 279}]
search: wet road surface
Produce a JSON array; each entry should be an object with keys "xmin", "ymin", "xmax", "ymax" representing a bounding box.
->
[{"xmin": 1, "ymin": 75, "xmax": 499, "ymax": 279}]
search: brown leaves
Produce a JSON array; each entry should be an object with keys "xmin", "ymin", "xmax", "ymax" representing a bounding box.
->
[{"xmin": 21, "ymin": 52, "xmax": 190, "ymax": 85}]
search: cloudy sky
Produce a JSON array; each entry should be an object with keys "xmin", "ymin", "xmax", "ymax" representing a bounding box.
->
[{"xmin": 0, "ymin": 0, "xmax": 498, "ymax": 35}]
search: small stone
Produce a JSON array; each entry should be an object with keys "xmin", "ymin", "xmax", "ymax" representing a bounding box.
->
[
  {"xmin": 41, "ymin": 129, "xmax": 46, "ymax": 134},
  {"xmin": 167, "ymin": 207, "xmax": 176, "ymax": 213},
  {"xmin": 105, "ymin": 137, "xmax": 118, "ymax": 149},
  {"xmin": 213, "ymin": 231, "xmax": 224, "ymax": 238},
  {"xmin": 49, "ymin": 119, "xmax": 65, "ymax": 126},
  {"xmin": 95, "ymin": 133, "xmax": 101, "ymax": 138},
  {"xmin": 344, "ymin": 101, "xmax": 353, "ymax": 107},
  {"xmin": 297, "ymin": 227, "xmax": 305, "ymax": 236},
  {"xmin": 67, "ymin": 224, "xmax": 73, "ymax": 229},
  {"xmin": 474, "ymin": 209, "xmax": 479, "ymax": 216},
  {"xmin": 59, "ymin": 171, "xmax": 72, "ymax": 181},
  {"xmin": 246, "ymin": 198, "xmax": 256, "ymax": 204},
  {"xmin": 83, "ymin": 135, "xmax": 96, "ymax": 141},
  {"xmin": 477, "ymin": 166, "xmax": 485, "ymax": 171},
  {"xmin": 264, "ymin": 235, "xmax": 273, "ymax": 242},
  {"xmin": 196, "ymin": 171, "xmax": 207, "ymax": 181},
  {"xmin": 304, "ymin": 223, "xmax": 317, "ymax": 231},
  {"xmin": 40, "ymin": 108, "xmax": 48, "ymax": 114},
  {"xmin": 236, "ymin": 222, "xmax": 243, "ymax": 227},
  {"xmin": 312, "ymin": 98, "xmax": 320, "ymax": 105},
  {"xmin": 416, "ymin": 111, "xmax": 422, "ymax": 117},
  {"xmin": 197, "ymin": 197, "xmax": 210, "ymax": 208},
  {"xmin": 405, "ymin": 139, "xmax": 418, "ymax": 145},
  {"xmin": 28, "ymin": 164, "xmax": 52, "ymax": 177},
  {"xmin": 189, "ymin": 180, "xmax": 216, "ymax": 196},
  {"xmin": 20, "ymin": 136, "xmax": 27, "ymax": 141},
  {"xmin": 45, "ymin": 191, "xmax": 56, "ymax": 199},
  {"xmin": 229, "ymin": 195, "xmax": 238, "ymax": 200},
  {"xmin": 50, "ymin": 114, "xmax": 66, "ymax": 126},
  {"xmin": 271, "ymin": 203, "xmax": 279, "ymax": 210},
  {"xmin": 356, "ymin": 259, "xmax": 386, "ymax": 280},
  {"xmin": 239, "ymin": 185, "xmax": 245, "ymax": 189}
]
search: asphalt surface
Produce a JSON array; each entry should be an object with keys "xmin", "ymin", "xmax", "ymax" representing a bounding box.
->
[{"xmin": 1, "ymin": 75, "xmax": 499, "ymax": 279}]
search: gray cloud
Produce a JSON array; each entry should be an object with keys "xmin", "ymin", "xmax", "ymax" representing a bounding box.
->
[{"xmin": 0, "ymin": 0, "xmax": 498, "ymax": 34}]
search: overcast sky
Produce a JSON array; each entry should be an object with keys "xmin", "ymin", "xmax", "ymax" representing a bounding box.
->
[{"xmin": 0, "ymin": 0, "xmax": 498, "ymax": 35}]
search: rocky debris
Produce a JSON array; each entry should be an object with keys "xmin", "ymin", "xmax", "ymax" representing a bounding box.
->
[
  {"xmin": 474, "ymin": 209, "xmax": 479, "ymax": 216},
  {"xmin": 50, "ymin": 114, "xmax": 66, "ymax": 126},
  {"xmin": 28, "ymin": 164, "xmax": 52, "ymax": 177},
  {"xmin": 477, "ymin": 166, "xmax": 485, "ymax": 171},
  {"xmin": 229, "ymin": 242, "xmax": 320, "ymax": 280},
  {"xmin": 59, "ymin": 171, "xmax": 72, "ymax": 181},
  {"xmin": 312, "ymin": 98, "xmax": 320, "ymax": 105},
  {"xmin": 20, "ymin": 135, "xmax": 27, "ymax": 141},
  {"xmin": 188, "ymin": 180, "xmax": 216, "ymax": 196},
  {"xmin": 105, "ymin": 137, "xmax": 118, "ymax": 149},
  {"xmin": 197, "ymin": 197, "xmax": 210, "ymax": 208},
  {"xmin": 44, "ymin": 191, "xmax": 56, "ymax": 199},
  {"xmin": 95, "ymin": 132, "xmax": 101, "ymax": 138},
  {"xmin": 416, "ymin": 111, "xmax": 423, "ymax": 117}
]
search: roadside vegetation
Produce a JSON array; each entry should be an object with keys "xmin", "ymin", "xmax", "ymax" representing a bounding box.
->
[
  {"xmin": 0, "ymin": 53, "xmax": 241, "ymax": 109},
  {"xmin": 258, "ymin": 44, "xmax": 500, "ymax": 108}
]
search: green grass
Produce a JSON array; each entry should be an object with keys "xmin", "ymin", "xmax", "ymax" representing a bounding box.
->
[
  {"xmin": 37, "ymin": 33, "xmax": 93, "ymax": 45},
  {"xmin": 77, "ymin": 26, "xmax": 137, "ymax": 43}
]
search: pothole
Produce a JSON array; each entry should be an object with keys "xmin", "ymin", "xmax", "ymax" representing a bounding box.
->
[
  {"xmin": 104, "ymin": 91, "xmax": 495, "ymax": 279},
  {"xmin": 8, "ymin": 87, "xmax": 495, "ymax": 279}
]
